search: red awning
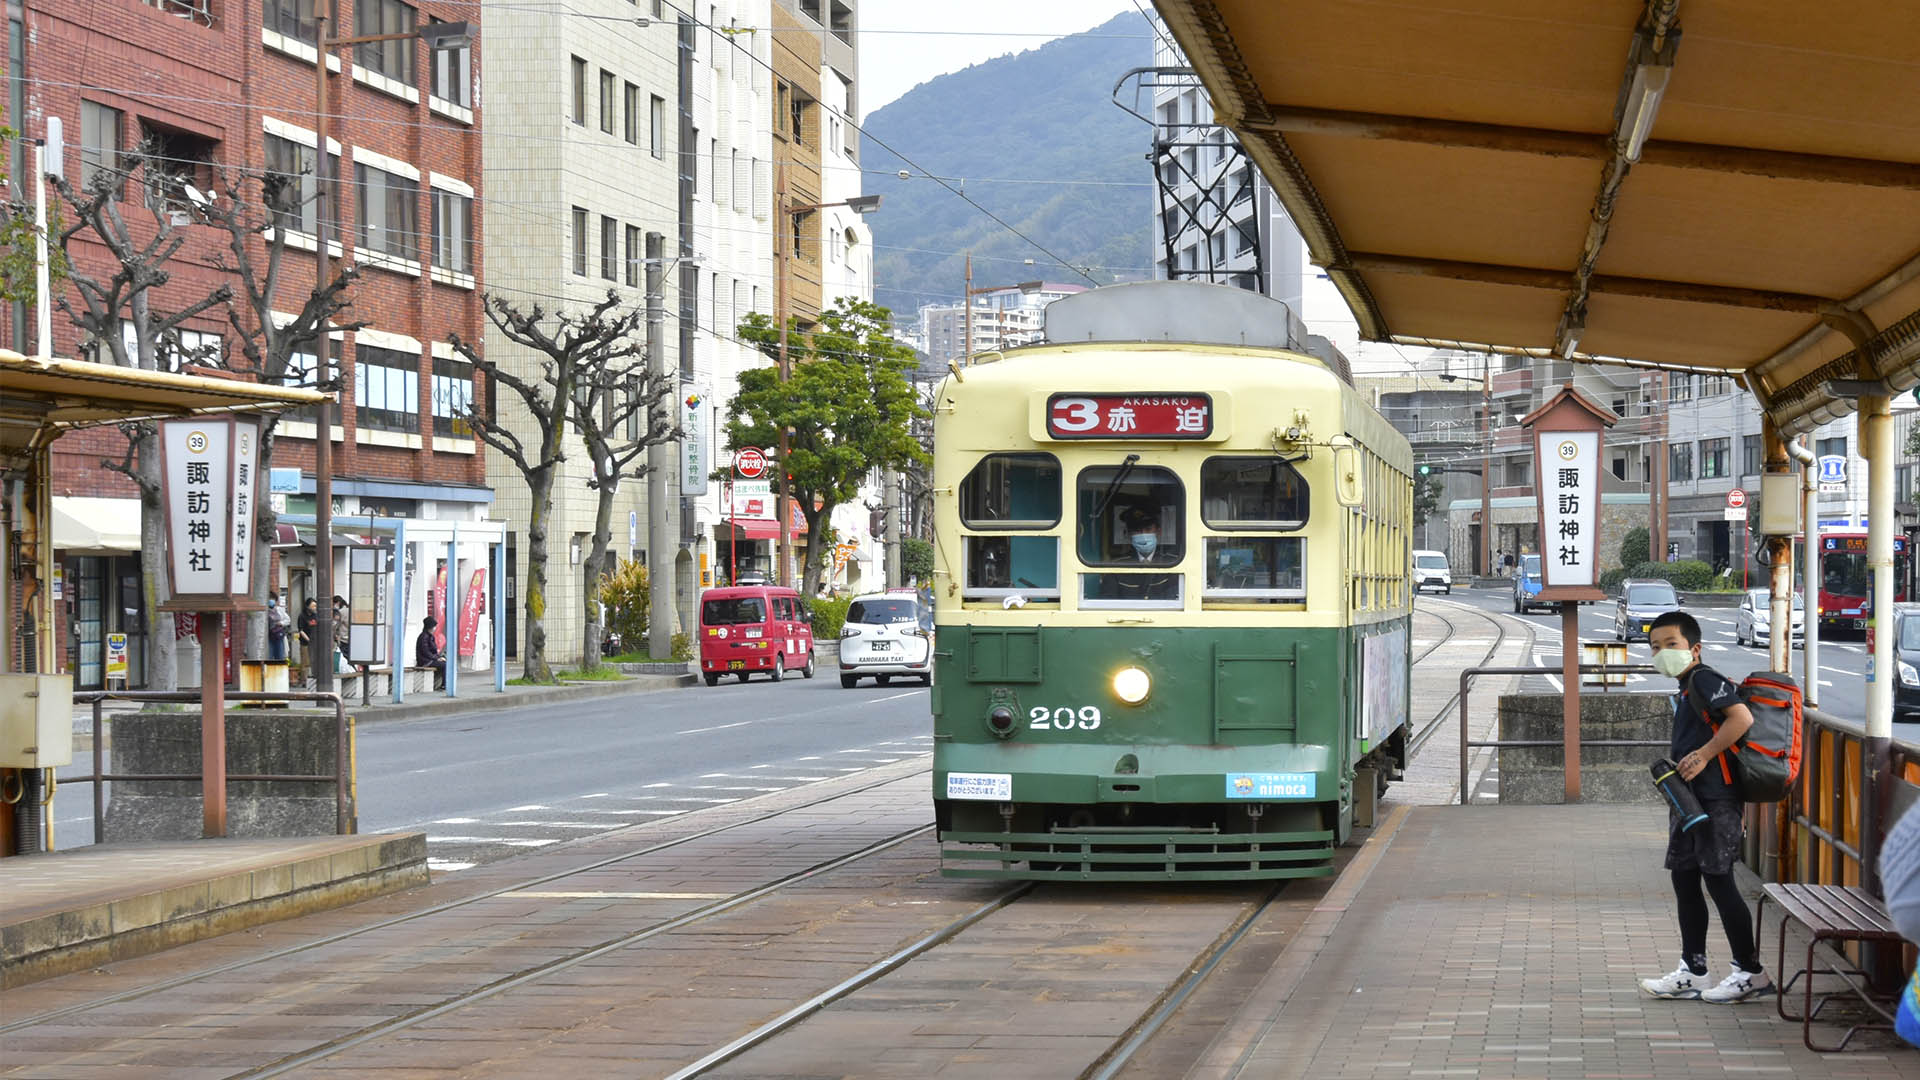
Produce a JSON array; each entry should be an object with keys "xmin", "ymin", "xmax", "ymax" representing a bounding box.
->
[{"xmin": 722, "ymin": 517, "xmax": 807, "ymax": 541}]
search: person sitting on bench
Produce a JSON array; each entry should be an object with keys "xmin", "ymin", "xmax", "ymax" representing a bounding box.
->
[{"xmin": 415, "ymin": 615, "xmax": 446, "ymax": 690}]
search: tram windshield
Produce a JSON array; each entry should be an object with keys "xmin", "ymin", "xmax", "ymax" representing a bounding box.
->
[{"xmin": 1076, "ymin": 464, "xmax": 1184, "ymax": 567}]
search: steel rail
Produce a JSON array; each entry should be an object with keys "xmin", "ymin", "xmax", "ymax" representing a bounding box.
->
[
  {"xmin": 0, "ymin": 768, "xmax": 932, "ymax": 1036},
  {"xmin": 1082, "ymin": 884, "xmax": 1283, "ymax": 1080},
  {"xmin": 664, "ymin": 883, "xmax": 1037, "ymax": 1079},
  {"xmin": 1407, "ymin": 597, "xmax": 1533, "ymax": 760},
  {"xmin": 231, "ymin": 822, "xmax": 940, "ymax": 1078}
]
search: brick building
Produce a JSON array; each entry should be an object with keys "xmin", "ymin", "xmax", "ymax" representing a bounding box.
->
[{"xmin": 6, "ymin": 0, "xmax": 490, "ymax": 688}]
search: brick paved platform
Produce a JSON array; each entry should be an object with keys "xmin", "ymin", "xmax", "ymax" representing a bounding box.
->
[
  {"xmin": 1178, "ymin": 803, "xmax": 1920, "ymax": 1080},
  {"xmin": 0, "ymin": 833, "xmax": 426, "ymax": 990}
]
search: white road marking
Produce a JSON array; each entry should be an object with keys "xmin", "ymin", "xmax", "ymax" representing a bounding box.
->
[
  {"xmin": 689, "ymin": 785, "xmax": 784, "ymax": 792},
  {"xmin": 427, "ymin": 859, "xmax": 475, "ymax": 872},
  {"xmin": 580, "ymin": 793, "xmax": 610, "ymax": 799},
  {"xmin": 872, "ymin": 691, "xmax": 920, "ymax": 702},
  {"xmin": 677, "ymin": 720, "xmax": 755, "ymax": 735},
  {"xmin": 493, "ymin": 820, "xmax": 612, "ymax": 829},
  {"xmin": 643, "ymin": 782, "xmax": 674, "ymax": 788},
  {"xmin": 503, "ymin": 804, "xmax": 548, "ymax": 812},
  {"xmin": 427, "ymin": 836, "xmax": 563, "ymax": 847},
  {"xmin": 433, "ymin": 817, "xmax": 481, "ymax": 824}
]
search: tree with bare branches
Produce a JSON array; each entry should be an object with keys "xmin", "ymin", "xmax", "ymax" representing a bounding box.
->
[
  {"xmin": 201, "ymin": 168, "xmax": 363, "ymax": 658},
  {"xmin": 451, "ymin": 291, "xmax": 644, "ymax": 683},
  {"xmin": 49, "ymin": 150, "xmax": 232, "ymax": 689},
  {"xmin": 571, "ymin": 345, "xmax": 682, "ymax": 670}
]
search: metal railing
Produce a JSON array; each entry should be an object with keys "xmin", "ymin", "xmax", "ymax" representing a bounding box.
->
[
  {"xmin": 1767, "ymin": 709, "xmax": 1920, "ymax": 893},
  {"xmin": 1456, "ymin": 662, "xmax": 1668, "ymax": 804},
  {"xmin": 67, "ymin": 690, "xmax": 354, "ymax": 842}
]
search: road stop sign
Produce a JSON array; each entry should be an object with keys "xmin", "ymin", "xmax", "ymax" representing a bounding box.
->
[{"xmin": 1727, "ymin": 488, "xmax": 1747, "ymax": 509}]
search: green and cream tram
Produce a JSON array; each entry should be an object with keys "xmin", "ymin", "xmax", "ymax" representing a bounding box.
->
[{"xmin": 930, "ymin": 282, "xmax": 1414, "ymax": 882}]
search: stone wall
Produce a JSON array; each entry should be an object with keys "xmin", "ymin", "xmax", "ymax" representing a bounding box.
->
[
  {"xmin": 1497, "ymin": 692, "xmax": 1669, "ymax": 804},
  {"xmin": 102, "ymin": 711, "xmax": 353, "ymax": 841}
]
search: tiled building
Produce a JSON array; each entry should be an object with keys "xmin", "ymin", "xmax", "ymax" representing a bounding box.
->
[{"xmin": 7, "ymin": 0, "xmax": 490, "ymax": 687}]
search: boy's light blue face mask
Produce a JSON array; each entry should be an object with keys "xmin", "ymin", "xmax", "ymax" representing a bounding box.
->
[{"xmin": 1131, "ymin": 533, "xmax": 1158, "ymax": 558}]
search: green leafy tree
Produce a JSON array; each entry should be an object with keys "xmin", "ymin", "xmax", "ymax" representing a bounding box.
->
[
  {"xmin": 1412, "ymin": 472, "xmax": 1444, "ymax": 530},
  {"xmin": 901, "ymin": 537, "xmax": 934, "ymax": 584},
  {"xmin": 598, "ymin": 558, "xmax": 650, "ymax": 655},
  {"xmin": 0, "ymin": 107, "xmax": 70, "ymax": 310},
  {"xmin": 730, "ymin": 298, "xmax": 931, "ymax": 596},
  {"xmin": 1619, "ymin": 526, "xmax": 1651, "ymax": 570}
]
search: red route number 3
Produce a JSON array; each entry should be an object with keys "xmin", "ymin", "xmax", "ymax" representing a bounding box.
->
[{"xmin": 1045, "ymin": 393, "xmax": 1213, "ymax": 440}]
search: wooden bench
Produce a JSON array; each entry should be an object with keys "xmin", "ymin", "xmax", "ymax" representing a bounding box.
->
[{"xmin": 1757, "ymin": 883, "xmax": 1904, "ymax": 1051}]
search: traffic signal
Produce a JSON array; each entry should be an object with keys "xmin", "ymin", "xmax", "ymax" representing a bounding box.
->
[{"xmin": 1417, "ymin": 464, "xmax": 1432, "ymax": 476}]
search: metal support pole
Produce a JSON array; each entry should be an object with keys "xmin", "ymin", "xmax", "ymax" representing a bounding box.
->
[
  {"xmin": 445, "ymin": 530, "xmax": 459, "ymax": 698},
  {"xmin": 199, "ymin": 611, "xmax": 227, "ymax": 837},
  {"xmin": 390, "ymin": 517, "xmax": 406, "ymax": 704},
  {"xmin": 1561, "ymin": 600, "xmax": 1581, "ymax": 803},
  {"xmin": 312, "ymin": 1, "xmax": 336, "ymax": 695},
  {"xmin": 1863, "ymin": 393, "xmax": 1894, "ymax": 894},
  {"xmin": 884, "ymin": 468, "xmax": 902, "ymax": 589},
  {"xmin": 493, "ymin": 540, "xmax": 506, "ymax": 692},
  {"xmin": 1652, "ymin": 371, "xmax": 1668, "ymax": 563}
]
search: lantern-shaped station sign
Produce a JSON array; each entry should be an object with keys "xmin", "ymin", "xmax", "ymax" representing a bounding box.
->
[
  {"xmin": 1521, "ymin": 386, "xmax": 1618, "ymax": 603},
  {"xmin": 1519, "ymin": 385, "xmax": 1618, "ymax": 803},
  {"xmin": 158, "ymin": 415, "xmax": 264, "ymax": 838}
]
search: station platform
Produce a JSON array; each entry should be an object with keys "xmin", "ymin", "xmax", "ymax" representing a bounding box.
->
[{"xmin": 1180, "ymin": 801, "xmax": 1918, "ymax": 1080}]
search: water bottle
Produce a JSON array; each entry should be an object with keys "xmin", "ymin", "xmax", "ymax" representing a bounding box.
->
[{"xmin": 1651, "ymin": 758, "xmax": 1709, "ymax": 832}]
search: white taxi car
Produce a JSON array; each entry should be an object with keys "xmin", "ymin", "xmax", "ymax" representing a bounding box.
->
[{"xmin": 839, "ymin": 591, "xmax": 933, "ymax": 688}]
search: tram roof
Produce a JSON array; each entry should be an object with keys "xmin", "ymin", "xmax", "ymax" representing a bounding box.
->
[{"xmin": 1151, "ymin": 1, "xmax": 1920, "ymax": 436}]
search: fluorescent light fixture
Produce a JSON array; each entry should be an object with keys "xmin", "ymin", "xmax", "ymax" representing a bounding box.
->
[
  {"xmin": 844, "ymin": 194, "xmax": 882, "ymax": 214},
  {"xmin": 1620, "ymin": 62, "xmax": 1671, "ymax": 162},
  {"xmin": 418, "ymin": 21, "xmax": 473, "ymax": 49}
]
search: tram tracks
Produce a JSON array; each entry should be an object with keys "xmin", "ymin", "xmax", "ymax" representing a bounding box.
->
[
  {"xmin": 1406, "ymin": 597, "xmax": 1536, "ymax": 759},
  {"xmin": 0, "ymin": 768, "xmax": 932, "ymax": 1038}
]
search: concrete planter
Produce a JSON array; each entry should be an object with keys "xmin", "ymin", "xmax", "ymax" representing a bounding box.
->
[{"xmin": 1496, "ymin": 692, "xmax": 1668, "ymax": 804}]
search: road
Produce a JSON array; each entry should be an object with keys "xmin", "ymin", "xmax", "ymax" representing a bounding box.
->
[
  {"xmin": 1436, "ymin": 583, "xmax": 1920, "ymax": 738},
  {"xmin": 47, "ymin": 676, "xmax": 933, "ymax": 870}
]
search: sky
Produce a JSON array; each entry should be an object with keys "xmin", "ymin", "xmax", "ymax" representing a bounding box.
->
[{"xmin": 857, "ymin": 0, "xmax": 1146, "ymax": 113}]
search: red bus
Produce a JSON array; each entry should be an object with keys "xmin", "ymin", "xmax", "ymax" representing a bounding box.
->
[{"xmin": 1812, "ymin": 531, "xmax": 1910, "ymax": 631}]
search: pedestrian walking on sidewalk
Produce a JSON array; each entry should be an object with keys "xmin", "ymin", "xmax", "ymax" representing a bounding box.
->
[
  {"xmin": 331, "ymin": 595, "xmax": 351, "ymax": 673},
  {"xmin": 296, "ymin": 597, "xmax": 319, "ymax": 685},
  {"xmin": 1637, "ymin": 610, "xmax": 1774, "ymax": 1004}
]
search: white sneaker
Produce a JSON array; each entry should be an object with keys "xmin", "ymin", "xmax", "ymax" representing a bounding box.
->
[
  {"xmin": 1639, "ymin": 963, "xmax": 1706, "ymax": 999},
  {"xmin": 1701, "ymin": 965, "xmax": 1774, "ymax": 1004}
]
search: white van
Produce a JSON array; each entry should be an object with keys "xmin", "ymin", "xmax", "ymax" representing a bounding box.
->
[{"xmin": 1412, "ymin": 550, "xmax": 1452, "ymax": 594}]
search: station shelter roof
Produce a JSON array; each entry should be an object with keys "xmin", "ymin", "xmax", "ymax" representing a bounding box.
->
[{"xmin": 1151, "ymin": 1, "xmax": 1920, "ymax": 435}]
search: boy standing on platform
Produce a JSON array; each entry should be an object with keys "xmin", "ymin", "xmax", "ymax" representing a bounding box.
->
[{"xmin": 1637, "ymin": 610, "xmax": 1774, "ymax": 1003}]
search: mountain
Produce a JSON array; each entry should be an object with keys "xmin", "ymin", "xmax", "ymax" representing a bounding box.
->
[{"xmin": 859, "ymin": 12, "xmax": 1155, "ymax": 322}]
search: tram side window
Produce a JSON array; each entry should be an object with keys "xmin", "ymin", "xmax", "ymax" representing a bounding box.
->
[
  {"xmin": 1200, "ymin": 456, "xmax": 1309, "ymax": 529},
  {"xmin": 960, "ymin": 453, "xmax": 1061, "ymax": 600}
]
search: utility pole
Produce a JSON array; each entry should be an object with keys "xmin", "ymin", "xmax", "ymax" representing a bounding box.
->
[
  {"xmin": 311, "ymin": 0, "xmax": 338, "ymax": 692},
  {"xmin": 884, "ymin": 469, "xmax": 902, "ymax": 588},
  {"xmin": 1653, "ymin": 371, "xmax": 1669, "ymax": 563},
  {"xmin": 645, "ymin": 233, "xmax": 672, "ymax": 657}
]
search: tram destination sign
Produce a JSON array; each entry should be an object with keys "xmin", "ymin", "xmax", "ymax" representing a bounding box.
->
[{"xmin": 1046, "ymin": 393, "xmax": 1213, "ymax": 439}]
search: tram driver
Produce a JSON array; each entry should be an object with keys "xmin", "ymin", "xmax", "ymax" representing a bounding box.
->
[{"xmin": 1100, "ymin": 506, "xmax": 1180, "ymax": 601}]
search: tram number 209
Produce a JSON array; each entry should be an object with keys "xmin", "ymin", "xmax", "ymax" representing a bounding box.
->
[{"xmin": 1030, "ymin": 706, "xmax": 1102, "ymax": 731}]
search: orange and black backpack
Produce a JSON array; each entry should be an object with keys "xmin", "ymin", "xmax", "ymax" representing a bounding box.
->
[{"xmin": 1686, "ymin": 671, "xmax": 1805, "ymax": 804}]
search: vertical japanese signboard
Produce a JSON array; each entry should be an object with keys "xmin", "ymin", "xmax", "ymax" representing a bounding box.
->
[
  {"xmin": 161, "ymin": 417, "xmax": 261, "ymax": 603},
  {"xmin": 682, "ymin": 387, "xmax": 708, "ymax": 495},
  {"xmin": 1521, "ymin": 386, "xmax": 1616, "ymax": 600},
  {"xmin": 1539, "ymin": 430, "xmax": 1600, "ymax": 588}
]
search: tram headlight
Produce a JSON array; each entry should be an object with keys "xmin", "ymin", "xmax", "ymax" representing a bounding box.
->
[
  {"xmin": 1112, "ymin": 666, "xmax": 1152, "ymax": 705},
  {"xmin": 987, "ymin": 705, "xmax": 1017, "ymax": 738}
]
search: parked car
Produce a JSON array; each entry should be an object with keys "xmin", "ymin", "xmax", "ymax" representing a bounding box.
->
[
  {"xmin": 698, "ymin": 584, "xmax": 816, "ymax": 686},
  {"xmin": 1413, "ymin": 550, "xmax": 1452, "ymax": 594},
  {"xmin": 839, "ymin": 591, "xmax": 934, "ymax": 688},
  {"xmin": 1613, "ymin": 578, "xmax": 1682, "ymax": 642},
  {"xmin": 1894, "ymin": 605, "xmax": 1920, "ymax": 721},
  {"xmin": 1735, "ymin": 588, "xmax": 1805, "ymax": 648},
  {"xmin": 1512, "ymin": 554, "xmax": 1547, "ymax": 613}
]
